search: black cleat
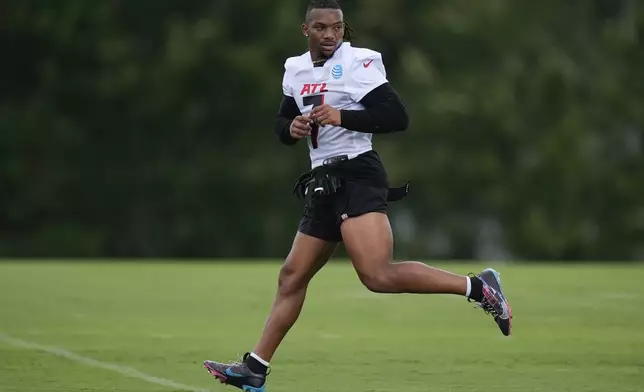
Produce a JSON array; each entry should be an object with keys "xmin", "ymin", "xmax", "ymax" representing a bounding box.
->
[
  {"xmin": 203, "ymin": 353, "xmax": 268, "ymax": 392},
  {"xmin": 469, "ymin": 268, "xmax": 513, "ymax": 336}
]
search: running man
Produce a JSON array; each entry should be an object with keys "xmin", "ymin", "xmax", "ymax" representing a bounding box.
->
[{"xmin": 204, "ymin": 1, "xmax": 512, "ymax": 391}]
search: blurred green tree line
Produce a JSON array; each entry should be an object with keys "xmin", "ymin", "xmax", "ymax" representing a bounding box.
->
[{"xmin": 1, "ymin": 0, "xmax": 643, "ymax": 260}]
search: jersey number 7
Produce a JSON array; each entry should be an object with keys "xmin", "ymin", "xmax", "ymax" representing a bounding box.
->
[{"xmin": 303, "ymin": 94, "xmax": 325, "ymax": 149}]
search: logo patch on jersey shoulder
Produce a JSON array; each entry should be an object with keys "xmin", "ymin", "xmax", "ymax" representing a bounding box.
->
[{"xmin": 331, "ymin": 64, "xmax": 343, "ymax": 79}]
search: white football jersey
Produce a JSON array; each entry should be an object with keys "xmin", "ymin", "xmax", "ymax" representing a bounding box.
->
[{"xmin": 282, "ymin": 42, "xmax": 388, "ymax": 168}]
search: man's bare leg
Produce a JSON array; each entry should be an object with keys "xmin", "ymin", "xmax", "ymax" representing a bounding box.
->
[
  {"xmin": 252, "ymin": 232, "xmax": 337, "ymax": 361},
  {"xmin": 340, "ymin": 212, "xmax": 472, "ymax": 295},
  {"xmin": 203, "ymin": 231, "xmax": 337, "ymax": 387},
  {"xmin": 340, "ymin": 212, "xmax": 512, "ymax": 335}
]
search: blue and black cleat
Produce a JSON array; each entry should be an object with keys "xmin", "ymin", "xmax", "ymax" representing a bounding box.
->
[
  {"xmin": 469, "ymin": 268, "xmax": 513, "ymax": 336},
  {"xmin": 204, "ymin": 353, "xmax": 268, "ymax": 392}
]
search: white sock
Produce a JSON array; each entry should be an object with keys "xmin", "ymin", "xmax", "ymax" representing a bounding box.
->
[
  {"xmin": 250, "ymin": 352, "xmax": 270, "ymax": 367},
  {"xmin": 465, "ymin": 276, "xmax": 472, "ymax": 298}
]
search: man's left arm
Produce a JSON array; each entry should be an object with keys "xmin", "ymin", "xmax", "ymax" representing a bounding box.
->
[
  {"xmin": 310, "ymin": 52, "xmax": 408, "ymax": 133},
  {"xmin": 340, "ymin": 82, "xmax": 408, "ymax": 134}
]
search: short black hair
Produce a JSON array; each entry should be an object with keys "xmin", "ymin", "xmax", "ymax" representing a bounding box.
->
[
  {"xmin": 305, "ymin": 0, "xmax": 342, "ymax": 22},
  {"xmin": 305, "ymin": 0, "xmax": 354, "ymax": 41}
]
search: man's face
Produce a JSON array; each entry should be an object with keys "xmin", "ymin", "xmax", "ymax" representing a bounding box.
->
[{"xmin": 302, "ymin": 8, "xmax": 344, "ymax": 59}]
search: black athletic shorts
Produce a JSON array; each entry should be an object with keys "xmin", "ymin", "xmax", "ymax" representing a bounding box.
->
[{"xmin": 297, "ymin": 150, "xmax": 389, "ymax": 243}]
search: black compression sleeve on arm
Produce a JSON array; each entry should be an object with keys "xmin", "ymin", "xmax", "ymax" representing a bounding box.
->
[
  {"xmin": 340, "ymin": 83, "xmax": 409, "ymax": 134},
  {"xmin": 274, "ymin": 95, "xmax": 301, "ymax": 145}
]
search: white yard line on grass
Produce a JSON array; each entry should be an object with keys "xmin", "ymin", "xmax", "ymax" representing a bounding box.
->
[{"xmin": 0, "ymin": 332, "xmax": 211, "ymax": 392}]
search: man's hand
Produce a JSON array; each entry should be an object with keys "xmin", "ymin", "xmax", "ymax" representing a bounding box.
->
[
  {"xmin": 310, "ymin": 104, "xmax": 341, "ymax": 126},
  {"xmin": 289, "ymin": 115, "xmax": 312, "ymax": 139}
]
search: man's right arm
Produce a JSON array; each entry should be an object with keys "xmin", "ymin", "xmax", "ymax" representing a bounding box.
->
[{"xmin": 274, "ymin": 94, "xmax": 301, "ymax": 145}]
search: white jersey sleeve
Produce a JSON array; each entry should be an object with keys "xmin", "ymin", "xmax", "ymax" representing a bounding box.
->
[
  {"xmin": 282, "ymin": 58, "xmax": 297, "ymax": 97},
  {"xmin": 345, "ymin": 49, "xmax": 388, "ymax": 102}
]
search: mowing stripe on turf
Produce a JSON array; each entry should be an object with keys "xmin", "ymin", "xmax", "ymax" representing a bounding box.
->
[{"xmin": 0, "ymin": 332, "xmax": 211, "ymax": 392}]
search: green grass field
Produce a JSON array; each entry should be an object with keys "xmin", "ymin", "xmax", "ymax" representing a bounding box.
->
[{"xmin": 1, "ymin": 261, "xmax": 643, "ymax": 392}]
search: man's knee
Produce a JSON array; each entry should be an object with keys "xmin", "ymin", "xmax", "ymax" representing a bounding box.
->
[
  {"xmin": 277, "ymin": 258, "xmax": 310, "ymax": 296},
  {"xmin": 356, "ymin": 264, "xmax": 395, "ymax": 293}
]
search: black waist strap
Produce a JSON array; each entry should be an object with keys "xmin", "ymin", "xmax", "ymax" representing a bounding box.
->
[
  {"xmin": 387, "ymin": 180, "xmax": 410, "ymax": 202},
  {"xmin": 292, "ymin": 156, "xmax": 410, "ymax": 203}
]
